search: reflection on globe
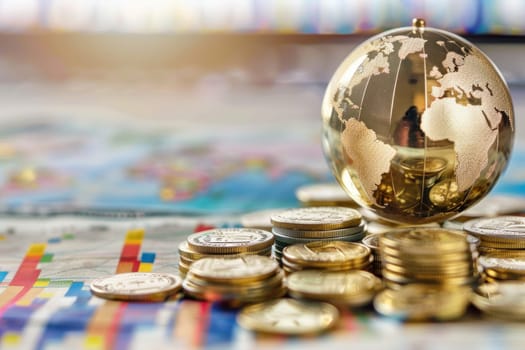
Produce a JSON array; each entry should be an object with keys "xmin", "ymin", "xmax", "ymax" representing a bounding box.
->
[{"xmin": 321, "ymin": 19, "xmax": 515, "ymax": 224}]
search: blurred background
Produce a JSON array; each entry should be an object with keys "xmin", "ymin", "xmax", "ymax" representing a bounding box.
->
[{"xmin": 0, "ymin": 0, "xmax": 524, "ymax": 215}]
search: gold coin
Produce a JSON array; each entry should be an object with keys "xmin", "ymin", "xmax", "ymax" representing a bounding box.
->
[
  {"xmin": 90, "ymin": 272, "xmax": 182, "ymax": 302},
  {"xmin": 272, "ymin": 222, "xmax": 365, "ymax": 239},
  {"xmin": 286, "ymin": 270, "xmax": 382, "ymax": 306},
  {"xmin": 178, "ymin": 241, "xmax": 271, "ymax": 260},
  {"xmin": 429, "ymin": 179, "xmax": 463, "ymax": 209},
  {"xmin": 472, "ymin": 282, "xmax": 525, "ymax": 320},
  {"xmin": 381, "ymin": 269, "xmax": 475, "ymax": 285},
  {"xmin": 380, "ymin": 246, "xmax": 474, "ymax": 263},
  {"xmin": 271, "ymin": 207, "xmax": 362, "ymax": 230},
  {"xmin": 186, "ymin": 228, "xmax": 274, "ymax": 254},
  {"xmin": 282, "ymin": 256, "xmax": 371, "ymax": 273},
  {"xmin": 374, "ymin": 284, "xmax": 471, "ymax": 321},
  {"xmin": 380, "ymin": 228, "xmax": 469, "ymax": 253},
  {"xmin": 295, "ymin": 183, "xmax": 355, "ymax": 206},
  {"xmin": 237, "ymin": 298, "xmax": 339, "ymax": 335},
  {"xmin": 283, "ymin": 241, "xmax": 370, "ymax": 267},
  {"xmin": 188, "ymin": 255, "xmax": 279, "ymax": 283}
]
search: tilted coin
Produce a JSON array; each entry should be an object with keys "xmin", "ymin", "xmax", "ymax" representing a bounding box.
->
[
  {"xmin": 286, "ymin": 270, "xmax": 382, "ymax": 306},
  {"xmin": 241, "ymin": 208, "xmax": 289, "ymax": 230},
  {"xmin": 237, "ymin": 298, "xmax": 339, "ymax": 335},
  {"xmin": 283, "ymin": 241, "xmax": 370, "ymax": 267},
  {"xmin": 187, "ymin": 228, "xmax": 274, "ymax": 254},
  {"xmin": 295, "ymin": 183, "xmax": 354, "ymax": 206},
  {"xmin": 463, "ymin": 216, "xmax": 525, "ymax": 241},
  {"xmin": 272, "ymin": 221, "xmax": 365, "ymax": 239},
  {"xmin": 374, "ymin": 284, "xmax": 471, "ymax": 321},
  {"xmin": 90, "ymin": 272, "xmax": 182, "ymax": 301},
  {"xmin": 271, "ymin": 207, "xmax": 362, "ymax": 230},
  {"xmin": 188, "ymin": 255, "xmax": 279, "ymax": 283}
]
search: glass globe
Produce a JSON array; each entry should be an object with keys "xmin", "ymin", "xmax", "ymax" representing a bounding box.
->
[{"xmin": 321, "ymin": 19, "xmax": 514, "ymax": 224}]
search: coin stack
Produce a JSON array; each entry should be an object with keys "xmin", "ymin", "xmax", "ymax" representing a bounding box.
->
[
  {"xmin": 378, "ymin": 228, "xmax": 479, "ymax": 288},
  {"xmin": 361, "ymin": 233, "xmax": 383, "ymax": 276},
  {"xmin": 178, "ymin": 228, "xmax": 274, "ymax": 276},
  {"xmin": 270, "ymin": 207, "xmax": 366, "ymax": 263},
  {"xmin": 182, "ymin": 255, "xmax": 286, "ymax": 306},
  {"xmin": 286, "ymin": 269, "xmax": 382, "ymax": 307},
  {"xmin": 295, "ymin": 183, "xmax": 357, "ymax": 207},
  {"xmin": 281, "ymin": 241, "xmax": 372, "ymax": 273},
  {"xmin": 464, "ymin": 216, "xmax": 525, "ymax": 255}
]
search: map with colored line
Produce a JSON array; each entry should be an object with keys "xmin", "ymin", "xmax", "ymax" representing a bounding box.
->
[{"xmin": 0, "ymin": 217, "xmax": 524, "ymax": 350}]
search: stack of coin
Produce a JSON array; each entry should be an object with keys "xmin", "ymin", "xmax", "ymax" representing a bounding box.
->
[
  {"xmin": 478, "ymin": 251, "xmax": 525, "ymax": 282},
  {"xmin": 178, "ymin": 228, "xmax": 274, "ymax": 276},
  {"xmin": 182, "ymin": 255, "xmax": 285, "ymax": 306},
  {"xmin": 374, "ymin": 284, "xmax": 472, "ymax": 321},
  {"xmin": 286, "ymin": 269, "xmax": 382, "ymax": 307},
  {"xmin": 464, "ymin": 216, "xmax": 525, "ymax": 255},
  {"xmin": 379, "ymin": 228, "xmax": 478, "ymax": 288},
  {"xmin": 270, "ymin": 207, "xmax": 365, "ymax": 262},
  {"xmin": 361, "ymin": 233, "xmax": 383, "ymax": 276},
  {"xmin": 281, "ymin": 241, "xmax": 372, "ymax": 273},
  {"xmin": 472, "ymin": 281, "xmax": 525, "ymax": 320},
  {"xmin": 295, "ymin": 183, "xmax": 357, "ymax": 207}
]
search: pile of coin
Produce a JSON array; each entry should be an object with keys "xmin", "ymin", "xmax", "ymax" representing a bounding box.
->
[
  {"xmin": 472, "ymin": 281, "xmax": 525, "ymax": 320},
  {"xmin": 182, "ymin": 255, "xmax": 285, "ymax": 306},
  {"xmin": 270, "ymin": 207, "xmax": 366, "ymax": 263},
  {"xmin": 464, "ymin": 216, "xmax": 525, "ymax": 254},
  {"xmin": 178, "ymin": 228, "xmax": 274, "ymax": 276},
  {"xmin": 378, "ymin": 228, "xmax": 479, "ymax": 288},
  {"xmin": 286, "ymin": 269, "xmax": 382, "ymax": 307},
  {"xmin": 362, "ymin": 233, "xmax": 383, "ymax": 276},
  {"xmin": 295, "ymin": 183, "xmax": 357, "ymax": 207},
  {"xmin": 281, "ymin": 241, "xmax": 372, "ymax": 273}
]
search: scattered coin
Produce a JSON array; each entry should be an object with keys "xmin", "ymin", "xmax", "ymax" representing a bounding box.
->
[
  {"xmin": 237, "ymin": 298, "xmax": 339, "ymax": 335},
  {"xmin": 374, "ymin": 284, "xmax": 471, "ymax": 321},
  {"xmin": 90, "ymin": 272, "xmax": 182, "ymax": 302}
]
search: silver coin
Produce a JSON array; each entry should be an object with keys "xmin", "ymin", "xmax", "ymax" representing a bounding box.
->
[
  {"xmin": 187, "ymin": 228, "xmax": 274, "ymax": 253},
  {"xmin": 463, "ymin": 216, "xmax": 525, "ymax": 240},
  {"xmin": 90, "ymin": 272, "xmax": 182, "ymax": 301}
]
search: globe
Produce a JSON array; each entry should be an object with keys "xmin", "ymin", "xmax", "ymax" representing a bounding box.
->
[{"xmin": 321, "ymin": 19, "xmax": 515, "ymax": 224}]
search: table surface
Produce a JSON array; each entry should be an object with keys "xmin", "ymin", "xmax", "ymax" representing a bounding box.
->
[{"xmin": 0, "ymin": 68, "xmax": 525, "ymax": 349}]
